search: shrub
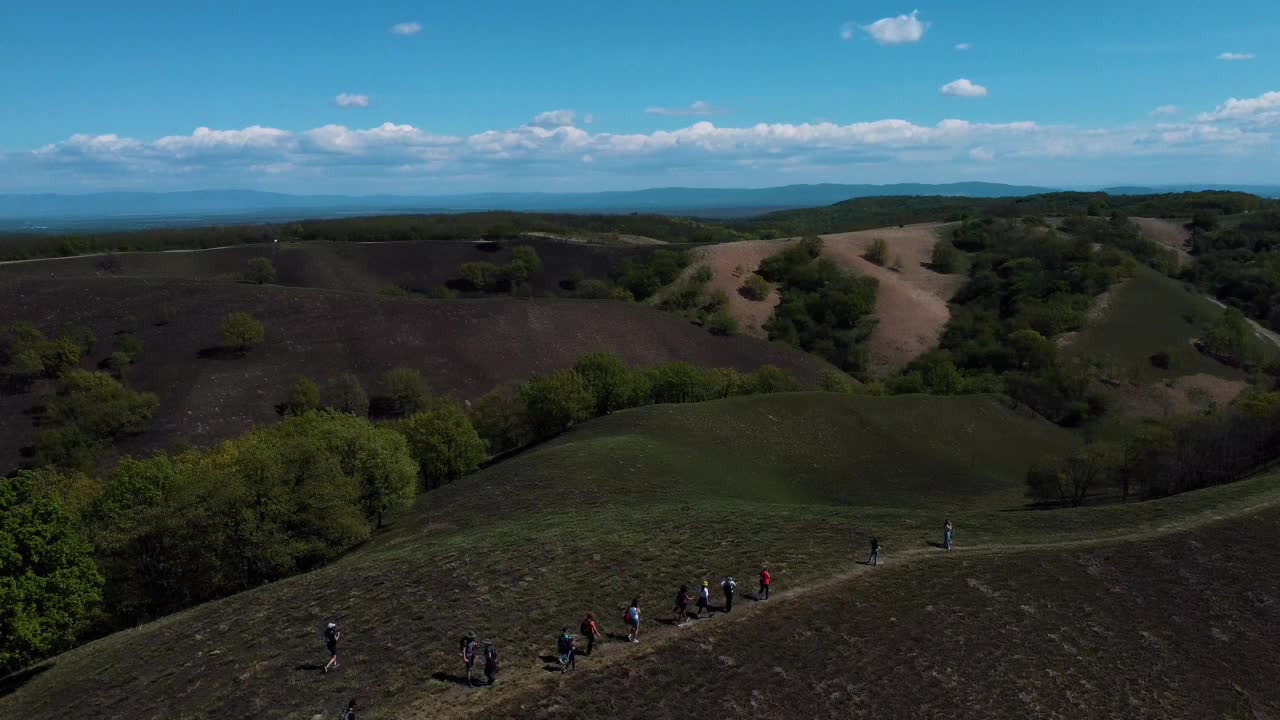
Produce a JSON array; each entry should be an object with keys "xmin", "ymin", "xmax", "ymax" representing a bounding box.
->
[
  {"xmin": 458, "ymin": 261, "xmax": 504, "ymax": 291},
  {"xmin": 114, "ymin": 333, "xmax": 144, "ymax": 362},
  {"xmin": 326, "ymin": 373, "xmax": 369, "ymax": 416},
  {"xmin": 744, "ymin": 365, "xmax": 796, "ymax": 394},
  {"xmin": 1149, "ymin": 350, "xmax": 1172, "ymax": 369},
  {"xmin": 105, "ymin": 351, "xmax": 132, "ymax": 379},
  {"xmin": 647, "ymin": 361, "xmax": 710, "ymax": 404},
  {"xmin": 864, "ymin": 238, "xmax": 889, "ymax": 266},
  {"xmin": 219, "ymin": 312, "xmax": 264, "ymax": 352},
  {"xmin": 283, "ymin": 377, "xmax": 320, "ymax": 415},
  {"xmin": 576, "ymin": 279, "xmax": 615, "ymax": 299},
  {"xmin": 574, "ymin": 352, "xmax": 636, "ymax": 415},
  {"xmin": 706, "ymin": 308, "xmax": 739, "ymax": 336},
  {"xmin": 818, "ymin": 368, "xmax": 857, "ymax": 393},
  {"xmin": 1201, "ymin": 307, "xmax": 1249, "ymax": 367},
  {"xmin": 381, "ymin": 367, "xmax": 431, "ymax": 416},
  {"xmin": 0, "ymin": 474, "xmax": 102, "ymax": 672},
  {"xmin": 741, "ymin": 274, "xmax": 772, "ymax": 301},
  {"xmin": 246, "ymin": 257, "xmax": 277, "ymax": 284},
  {"xmin": 68, "ymin": 326, "xmax": 97, "ymax": 355},
  {"xmin": 506, "ymin": 246, "xmax": 543, "ymax": 288},
  {"xmin": 398, "ymin": 402, "xmax": 488, "ymax": 489},
  {"xmin": 469, "ymin": 384, "xmax": 534, "ymax": 454},
  {"xmin": 931, "ymin": 238, "xmax": 961, "ymax": 273},
  {"xmin": 35, "ymin": 370, "xmax": 159, "ymax": 469},
  {"xmin": 521, "ymin": 369, "xmax": 594, "ymax": 438},
  {"xmin": 378, "ymin": 284, "xmax": 410, "ymax": 298},
  {"xmin": 40, "ymin": 337, "xmax": 82, "ymax": 378}
]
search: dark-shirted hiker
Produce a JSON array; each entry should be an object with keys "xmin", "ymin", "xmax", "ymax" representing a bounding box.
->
[
  {"xmin": 459, "ymin": 631, "xmax": 479, "ymax": 686},
  {"xmin": 482, "ymin": 640, "xmax": 498, "ymax": 685},
  {"xmin": 323, "ymin": 622, "xmax": 342, "ymax": 673},
  {"xmin": 625, "ymin": 599, "xmax": 642, "ymax": 642},
  {"xmin": 944, "ymin": 519, "xmax": 953, "ymax": 550},
  {"xmin": 580, "ymin": 613, "xmax": 601, "ymax": 655},
  {"xmin": 557, "ymin": 627, "xmax": 577, "ymax": 672},
  {"xmin": 868, "ymin": 537, "xmax": 881, "ymax": 566},
  {"xmin": 339, "ymin": 698, "xmax": 358, "ymax": 720},
  {"xmin": 721, "ymin": 576, "xmax": 737, "ymax": 612},
  {"xmin": 673, "ymin": 585, "xmax": 693, "ymax": 624}
]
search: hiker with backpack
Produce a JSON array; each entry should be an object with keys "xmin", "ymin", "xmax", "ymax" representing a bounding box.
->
[
  {"xmin": 339, "ymin": 699, "xmax": 358, "ymax": 720},
  {"xmin": 625, "ymin": 599, "xmax": 641, "ymax": 642},
  {"xmin": 459, "ymin": 631, "xmax": 479, "ymax": 686},
  {"xmin": 867, "ymin": 537, "xmax": 881, "ymax": 566},
  {"xmin": 557, "ymin": 627, "xmax": 577, "ymax": 672},
  {"xmin": 482, "ymin": 640, "xmax": 498, "ymax": 686},
  {"xmin": 943, "ymin": 519, "xmax": 953, "ymax": 550},
  {"xmin": 695, "ymin": 581, "xmax": 712, "ymax": 618},
  {"xmin": 758, "ymin": 567, "xmax": 771, "ymax": 600},
  {"xmin": 323, "ymin": 622, "xmax": 342, "ymax": 673},
  {"xmin": 673, "ymin": 584, "xmax": 693, "ymax": 624},
  {"xmin": 721, "ymin": 576, "xmax": 737, "ymax": 613},
  {"xmin": 580, "ymin": 613, "xmax": 601, "ymax": 655}
]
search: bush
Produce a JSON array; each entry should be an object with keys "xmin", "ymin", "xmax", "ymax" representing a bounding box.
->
[
  {"xmin": 378, "ymin": 284, "xmax": 410, "ymax": 298},
  {"xmin": 34, "ymin": 370, "xmax": 159, "ymax": 469},
  {"xmin": 864, "ymin": 238, "xmax": 889, "ymax": 266},
  {"xmin": 469, "ymin": 384, "xmax": 533, "ymax": 454},
  {"xmin": 741, "ymin": 274, "xmax": 772, "ymax": 301},
  {"xmin": 219, "ymin": 312, "xmax": 264, "ymax": 352},
  {"xmin": 0, "ymin": 474, "xmax": 102, "ymax": 672},
  {"xmin": 114, "ymin": 333, "xmax": 144, "ymax": 362},
  {"xmin": 283, "ymin": 377, "xmax": 320, "ymax": 415},
  {"xmin": 576, "ymin": 279, "xmax": 615, "ymax": 299},
  {"xmin": 706, "ymin": 308, "xmax": 739, "ymax": 336},
  {"xmin": 647, "ymin": 361, "xmax": 710, "ymax": 404},
  {"xmin": 818, "ymin": 368, "xmax": 857, "ymax": 393},
  {"xmin": 398, "ymin": 402, "xmax": 488, "ymax": 489},
  {"xmin": 105, "ymin": 351, "xmax": 132, "ymax": 379},
  {"xmin": 246, "ymin": 257, "xmax": 277, "ymax": 284},
  {"xmin": 506, "ymin": 246, "xmax": 543, "ymax": 288},
  {"xmin": 744, "ymin": 365, "xmax": 796, "ymax": 394},
  {"xmin": 931, "ymin": 238, "xmax": 960, "ymax": 273},
  {"xmin": 574, "ymin": 352, "xmax": 636, "ymax": 415},
  {"xmin": 40, "ymin": 337, "xmax": 82, "ymax": 378},
  {"xmin": 1201, "ymin": 307, "xmax": 1249, "ymax": 367},
  {"xmin": 381, "ymin": 367, "xmax": 431, "ymax": 416},
  {"xmin": 458, "ymin": 261, "xmax": 504, "ymax": 292},
  {"xmin": 1149, "ymin": 350, "xmax": 1172, "ymax": 369},
  {"xmin": 326, "ymin": 373, "xmax": 369, "ymax": 416},
  {"xmin": 521, "ymin": 369, "xmax": 594, "ymax": 438}
]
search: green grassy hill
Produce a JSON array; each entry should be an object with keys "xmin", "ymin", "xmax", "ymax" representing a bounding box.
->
[{"xmin": 10, "ymin": 391, "xmax": 1280, "ymax": 720}]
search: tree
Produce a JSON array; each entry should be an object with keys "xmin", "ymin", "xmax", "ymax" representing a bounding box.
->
[
  {"xmin": 864, "ymin": 238, "xmax": 889, "ymax": 266},
  {"xmin": 68, "ymin": 326, "xmax": 97, "ymax": 355},
  {"xmin": 40, "ymin": 337, "xmax": 81, "ymax": 378},
  {"xmin": 381, "ymin": 367, "xmax": 431, "ymax": 416},
  {"xmin": 818, "ymin": 368, "xmax": 857, "ymax": 393},
  {"xmin": 398, "ymin": 403, "xmax": 488, "ymax": 490},
  {"xmin": 1202, "ymin": 307, "xmax": 1249, "ymax": 366},
  {"xmin": 114, "ymin": 333, "xmax": 144, "ymax": 362},
  {"xmin": 521, "ymin": 369, "xmax": 594, "ymax": 438},
  {"xmin": 35, "ymin": 370, "xmax": 159, "ymax": 469},
  {"xmin": 1008, "ymin": 329, "xmax": 1058, "ymax": 371},
  {"xmin": 573, "ymin": 352, "xmax": 635, "ymax": 415},
  {"xmin": 326, "ymin": 373, "xmax": 369, "ymax": 416},
  {"xmin": 706, "ymin": 308, "xmax": 739, "ymax": 336},
  {"xmin": 1025, "ymin": 447, "xmax": 1114, "ymax": 507},
  {"xmin": 219, "ymin": 312, "xmax": 264, "ymax": 352},
  {"xmin": 931, "ymin": 238, "xmax": 961, "ymax": 273},
  {"xmin": 505, "ymin": 246, "xmax": 543, "ymax": 288},
  {"xmin": 105, "ymin": 351, "xmax": 132, "ymax": 380},
  {"xmin": 283, "ymin": 377, "xmax": 320, "ymax": 415},
  {"xmin": 0, "ymin": 473, "xmax": 103, "ymax": 672},
  {"xmin": 469, "ymin": 384, "xmax": 533, "ymax": 454},
  {"xmin": 458, "ymin": 261, "xmax": 502, "ymax": 291},
  {"xmin": 741, "ymin": 274, "xmax": 772, "ymax": 301},
  {"xmin": 647, "ymin": 362, "xmax": 709, "ymax": 404},
  {"xmin": 246, "ymin": 257, "xmax": 277, "ymax": 284}
]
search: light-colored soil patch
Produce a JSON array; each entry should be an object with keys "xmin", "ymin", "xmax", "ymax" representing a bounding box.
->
[
  {"xmin": 817, "ymin": 223, "xmax": 965, "ymax": 374},
  {"xmin": 682, "ymin": 223, "xmax": 964, "ymax": 375},
  {"xmin": 1132, "ymin": 217, "xmax": 1193, "ymax": 268},
  {"xmin": 1102, "ymin": 373, "xmax": 1248, "ymax": 419}
]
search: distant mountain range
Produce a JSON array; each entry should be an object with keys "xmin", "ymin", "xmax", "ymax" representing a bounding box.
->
[{"xmin": 1, "ymin": 182, "xmax": 1276, "ymax": 233}]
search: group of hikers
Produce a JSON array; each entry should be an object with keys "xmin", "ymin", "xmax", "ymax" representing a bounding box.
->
[{"xmin": 319, "ymin": 520, "xmax": 956, "ymax": 710}]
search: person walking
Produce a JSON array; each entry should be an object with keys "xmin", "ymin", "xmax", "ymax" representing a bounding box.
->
[
  {"xmin": 695, "ymin": 581, "xmax": 712, "ymax": 618},
  {"xmin": 459, "ymin": 630, "xmax": 479, "ymax": 686},
  {"xmin": 721, "ymin": 576, "xmax": 737, "ymax": 613},
  {"xmin": 758, "ymin": 567, "xmax": 771, "ymax": 600},
  {"xmin": 867, "ymin": 537, "xmax": 881, "ymax": 566},
  {"xmin": 579, "ymin": 613, "xmax": 601, "ymax": 655},
  {"xmin": 943, "ymin": 519, "xmax": 953, "ymax": 550},
  {"xmin": 625, "ymin": 599, "xmax": 641, "ymax": 642},
  {"xmin": 482, "ymin": 640, "xmax": 498, "ymax": 686},
  {"xmin": 557, "ymin": 627, "xmax": 577, "ymax": 672},
  {"xmin": 673, "ymin": 585, "xmax": 693, "ymax": 624},
  {"xmin": 323, "ymin": 622, "xmax": 342, "ymax": 673},
  {"xmin": 339, "ymin": 698, "xmax": 358, "ymax": 720}
]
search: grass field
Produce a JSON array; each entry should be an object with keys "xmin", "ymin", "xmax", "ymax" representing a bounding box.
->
[{"xmin": 6, "ymin": 391, "xmax": 1280, "ymax": 720}]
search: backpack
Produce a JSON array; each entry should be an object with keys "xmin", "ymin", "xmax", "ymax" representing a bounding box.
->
[
  {"xmin": 484, "ymin": 645, "xmax": 498, "ymax": 667},
  {"xmin": 558, "ymin": 634, "xmax": 572, "ymax": 654},
  {"xmin": 724, "ymin": 579, "xmax": 736, "ymax": 593},
  {"xmin": 324, "ymin": 626, "xmax": 337, "ymax": 645},
  {"xmin": 340, "ymin": 707, "xmax": 356, "ymax": 720},
  {"xmin": 580, "ymin": 619, "xmax": 592, "ymax": 636}
]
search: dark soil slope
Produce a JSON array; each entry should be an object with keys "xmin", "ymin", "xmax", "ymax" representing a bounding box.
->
[
  {"xmin": 0, "ymin": 238, "xmax": 653, "ymax": 297},
  {"xmin": 0, "ymin": 277, "xmax": 829, "ymax": 470}
]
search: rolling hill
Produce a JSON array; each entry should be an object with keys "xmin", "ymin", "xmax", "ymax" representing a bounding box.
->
[{"xmin": 5, "ymin": 391, "xmax": 1279, "ymax": 719}]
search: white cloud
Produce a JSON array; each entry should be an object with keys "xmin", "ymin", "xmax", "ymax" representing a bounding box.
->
[
  {"xmin": 1149, "ymin": 104, "xmax": 1178, "ymax": 117},
  {"xmin": 954, "ymin": 42, "xmax": 971, "ymax": 50},
  {"xmin": 860, "ymin": 10, "xmax": 927, "ymax": 45},
  {"xmin": 529, "ymin": 109, "xmax": 576, "ymax": 127},
  {"xmin": 940, "ymin": 78, "xmax": 988, "ymax": 97},
  {"xmin": 645, "ymin": 100, "xmax": 726, "ymax": 116},
  {"xmin": 390, "ymin": 21, "xmax": 422, "ymax": 35},
  {"xmin": 335, "ymin": 93, "xmax": 370, "ymax": 108},
  {"xmin": 1216, "ymin": 52, "xmax": 1254, "ymax": 60},
  {"xmin": 840, "ymin": 22, "xmax": 855, "ymax": 40},
  {"xmin": 969, "ymin": 146, "xmax": 995, "ymax": 161},
  {"xmin": 1196, "ymin": 90, "xmax": 1280, "ymax": 127}
]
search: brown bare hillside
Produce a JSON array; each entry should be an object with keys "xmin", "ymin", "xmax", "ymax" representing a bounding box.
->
[
  {"xmin": 0, "ymin": 277, "xmax": 830, "ymax": 472},
  {"xmin": 1132, "ymin": 217, "xmax": 1192, "ymax": 268}
]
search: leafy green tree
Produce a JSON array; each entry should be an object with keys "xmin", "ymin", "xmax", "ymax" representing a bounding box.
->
[
  {"xmin": 458, "ymin": 261, "xmax": 503, "ymax": 291},
  {"xmin": 1008, "ymin": 329, "xmax": 1057, "ymax": 371},
  {"xmin": 818, "ymin": 368, "xmax": 857, "ymax": 393},
  {"xmin": 246, "ymin": 257, "xmax": 278, "ymax": 284},
  {"xmin": 744, "ymin": 365, "xmax": 796, "ymax": 394},
  {"xmin": 0, "ymin": 473, "xmax": 103, "ymax": 672},
  {"xmin": 219, "ymin": 312, "xmax": 264, "ymax": 352},
  {"xmin": 326, "ymin": 373, "xmax": 369, "ymax": 416},
  {"xmin": 114, "ymin": 333, "xmax": 144, "ymax": 363},
  {"xmin": 469, "ymin": 384, "xmax": 533, "ymax": 453},
  {"xmin": 68, "ymin": 326, "xmax": 97, "ymax": 355},
  {"xmin": 35, "ymin": 370, "xmax": 159, "ymax": 469},
  {"xmin": 105, "ymin": 351, "xmax": 132, "ymax": 380},
  {"xmin": 703, "ymin": 367, "xmax": 745, "ymax": 398},
  {"xmin": 1203, "ymin": 307, "xmax": 1249, "ymax": 366},
  {"xmin": 398, "ymin": 402, "xmax": 488, "ymax": 490},
  {"xmin": 573, "ymin": 352, "xmax": 634, "ymax": 415},
  {"xmin": 381, "ymin": 367, "xmax": 431, "ymax": 416},
  {"xmin": 40, "ymin": 337, "xmax": 82, "ymax": 378},
  {"xmin": 505, "ymin": 246, "xmax": 543, "ymax": 288},
  {"xmin": 647, "ymin": 361, "xmax": 709, "ymax": 404},
  {"xmin": 863, "ymin": 238, "xmax": 889, "ymax": 266},
  {"xmin": 931, "ymin": 238, "xmax": 960, "ymax": 273},
  {"xmin": 706, "ymin": 308, "xmax": 739, "ymax": 336},
  {"xmin": 521, "ymin": 369, "xmax": 594, "ymax": 438},
  {"xmin": 283, "ymin": 377, "xmax": 320, "ymax": 415}
]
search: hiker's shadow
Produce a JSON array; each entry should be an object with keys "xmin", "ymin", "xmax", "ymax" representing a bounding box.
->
[
  {"xmin": 293, "ymin": 663, "xmax": 324, "ymax": 673},
  {"xmin": 539, "ymin": 655, "xmax": 565, "ymax": 673},
  {"xmin": 430, "ymin": 671, "xmax": 475, "ymax": 687},
  {"xmin": 604, "ymin": 631, "xmax": 629, "ymax": 642}
]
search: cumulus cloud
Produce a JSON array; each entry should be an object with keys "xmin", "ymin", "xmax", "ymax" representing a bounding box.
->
[
  {"xmin": 529, "ymin": 109, "xmax": 576, "ymax": 127},
  {"xmin": 860, "ymin": 10, "xmax": 927, "ymax": 45},
  {"xmin": 335, "ymin": 93, "xmax": 370, "ymax": 108},
  {"xmin": 969, "ymin": 146, "xmax": 995, "ymax": 161},
  {"xmin": 390, "ymin": 21, "xmax": 422, "ymax": 35},
  {"xmin": 940, "ymin": 78, "xmax": 988, "ymax": 97},
  {"xmin": 954, "ymin": 42, "xmax": 971, "ymax": 50},
  {"xmin": 1149, "ymin": 105, "xmax": 1178, "ymax": 117},
  {"xmin": 1216, "ymin": 52, "xmax": 1254, "ymax": 61},
  {"xmin": 645, "ymin": 100, "xmax": 726, "ymax": 116},
  {"xmin": 1196, "ymin": 90, "xmax": 1280, "ymax": 127}
]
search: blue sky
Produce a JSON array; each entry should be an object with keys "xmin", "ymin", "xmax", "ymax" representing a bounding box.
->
[{"xmin": 1, "ymin": 0, "xmax": 1277, "ymax": 193}]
